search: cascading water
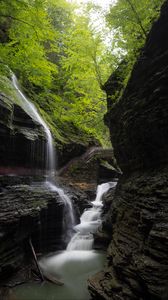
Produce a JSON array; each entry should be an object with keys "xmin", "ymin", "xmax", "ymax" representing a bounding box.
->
[
  {"xmin": 12, "ymin": 74, "xmax": 55, "ymax": 177},
  {"xmin": 45, "ymin": 180, "xmax": 75, "ymax": 240},
  {"xmin": 12, "ymin": 74, "xmax": 75, "ymax": 236},
  {"xmin": 11, "ymin": 71, "xmax": 117, "ymax": 300},
  {"xmin": 13, "ymin": 181, "xmax": 117, "ymax": 300},
  {"xmin": 67, "ymin": 181, "xmax": 117, "ymax": 251},
  {"xmin": 37, "ymin": 181, "xmax": 117, "ymax": 299}
]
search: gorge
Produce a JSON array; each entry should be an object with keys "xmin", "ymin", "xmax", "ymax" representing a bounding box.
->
[
  {"xmin": 0, "ymin": 71, "xmax": 117, "ymax": 300},
  {"xmin": 0, "ymin": 0, "xmax": 168, "ymax": 300}
]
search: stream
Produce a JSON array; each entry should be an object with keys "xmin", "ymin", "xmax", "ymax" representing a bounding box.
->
[
  {"xmin": 10, "ymin": 74, "xmax": 117, "ymax": 300},
  {"xmin": 12, "ymin": 181, "xmax": 116, "ymax": 300},
  {"xmin": 12, "ymin": 73, "xmax": 75, "ymax": 242}
]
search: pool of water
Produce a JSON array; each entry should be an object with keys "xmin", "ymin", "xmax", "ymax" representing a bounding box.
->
[{"xmin": 12, "ymin": 250, "xmax": 105, "ymax": 300}]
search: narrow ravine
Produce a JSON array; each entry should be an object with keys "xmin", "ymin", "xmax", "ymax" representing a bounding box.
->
[
  {"xmin": 0, "ymin": 1, "xmax": 167, "ymax": 299},
  {"xmin": 10, "ymin": 73, "xmax": 117, "ymax": 300}
]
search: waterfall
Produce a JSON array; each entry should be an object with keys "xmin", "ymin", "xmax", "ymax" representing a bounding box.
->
[
  {"xmin": 12, "ymin": 74, "xmax": 75, "ymax": 238},
  {"xmin": 35, "ymin": 181, "xmax": 117, "ymax": 300},
  {"xmin": 11, "ymin": 75, "xmax": 118, "ymax": 300},
  {"xmin": 14, "ymin": 182, "xmax": 117, "ymax": 300},
  {"xmin": 67, "ymin": 181, "xmax": 117, "ymax": 251},
  {"xmin": 45, "ymin": 180, "xmax": 75, "ymax": 240},
  {"xmin": 12, "ymin": 74, "xmax": 55, "ymax": 178}
]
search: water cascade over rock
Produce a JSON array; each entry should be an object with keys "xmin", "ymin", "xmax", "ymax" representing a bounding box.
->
[
  {"xmin": 0, "ymin": 73, "xmax": 119, "ymax": 299},
  {"xmin": 12, "ymin": 74, "xmax": 55, "ymax": 177},
  {"xmin": 67, "ymin": 182, "xmax": 117, "ymax": 251},
  {"xmin": 45, "ymin": 181, "xmax": 75, "ymax": 243},
  {"xmin": 13, "ymin": 181, "xmax": 117, "ymax": 300},
  {"xmin": 12, "ymin": 74, "xmax": 75, "ymax": 242}
]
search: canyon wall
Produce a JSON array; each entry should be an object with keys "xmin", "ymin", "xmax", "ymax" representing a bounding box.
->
[{"xmin": 89, "ymin": 1, "xmax": 168, "ymax": 299}]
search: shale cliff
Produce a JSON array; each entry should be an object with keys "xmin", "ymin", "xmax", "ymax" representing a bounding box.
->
[
  {"xmin": 0, "ymin": 74, "xmax": 100, "ymax": 173},
  {"xmin": 0, "ymin": 178, "xmax": 65, "ymax": 283},
  {"xmin": 89, "ymin": 1, "xmax": 168, "ymax": 299},
  {"xmin": 0, "ymin": 76, "xmax": 45, "ymax": 174}
]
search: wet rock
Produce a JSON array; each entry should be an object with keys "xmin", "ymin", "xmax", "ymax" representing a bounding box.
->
[
  {"xmin": 93, "ymin": 186, "xmax": 117, "ymax": 250},
  {"xmin": 0, "ymin": 174, "xmax": 93, "ymax": 285},
  {"xmin": 89, "ymin": 171, "xmax": 168, "ymax": 300},
  {"xmin": 104, "ymin": 1, "xmax": 168, "ymax": 174},
  {"xmin": 0, "ymin": 183, "xmax": 65, "ymax": 283},
  {"xmin": 0, "ymin": 91, "xmax": 46, "ymax": 174},
  {"xmin": 58, "ymin": 147, "xmax": 119, "ymax": 187},
  {"xmin": 58, "ymin": 179, "xmax": 94, "ymax": 220}
]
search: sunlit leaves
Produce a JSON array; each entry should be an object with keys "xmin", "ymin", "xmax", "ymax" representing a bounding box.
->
[
  {"xmin": 0, "ymin": 0, "xmax": 111, "ymax": 145},
  {"xmin": 102, "ymin": 0, "xmax": 165, "ymax": 107},
  {"xmin": 59, "ymin": 14, "xmax": 108, "ymax": 142},
  {"xmin": 106, "ymin": 0, "xmax": 164, "ymax": 60},
  {"xmin": 0, "ymin": 0, "xmax": 59, "ymax": 87}
]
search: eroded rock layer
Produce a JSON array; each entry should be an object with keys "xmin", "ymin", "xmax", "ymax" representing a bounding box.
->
[
  {"xmin": 0, "ymin": 180, "xmax": 64, "ymax": 283},
  {"xmin": 89, "ymin": 170, "xmax": 168, "ymax": 299},
  {"xmin": 89, "ymin": 1, "xmax": 168, "ymax": 299},
  {"xmin": 0, "ymin": 91, "xmax": 45, "ymax": 173},
  {"xmin": 105, "ymin": 1, "xmax": 168, "ymax": 173}
]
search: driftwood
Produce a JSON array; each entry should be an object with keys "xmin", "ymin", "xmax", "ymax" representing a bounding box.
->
[
  {"xmin": 29, "ymin": 238, "xmax": 64, "ymax": 286},
  {"xmin": 42, "ymin": 271, "xmax": 64, "ymax": 286},
  {"xmin": 29, "ymin": 238, "xmax": 44, "ymax": 282}
]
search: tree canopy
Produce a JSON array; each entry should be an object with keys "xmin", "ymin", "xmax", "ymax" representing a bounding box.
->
[
  {"xmin": 104, "ymin": 0, "xmax": 164, "ymax": 104},
  {"xmin": 0, "ymin": 0, "xmax": 164, "ymax": 146},
  {"xmin": 106, "ymin": 0, "xmax": 164, "ymax": 60}
]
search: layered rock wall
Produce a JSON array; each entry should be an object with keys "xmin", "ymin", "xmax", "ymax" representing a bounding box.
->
[
  {"xmin": 0, "ymin": 180, "xmax": 65, "ymax": 283},
  {"xmin": 89, "ymin": 1, "xmax": 168, "ymax": 299},
  {"xmin": 105, "ymin": 1, "xmax": 168, "ymax": 173},
  {"xmin": 0, "ymin": 90, "xmax": 46, "ymax": 174}
]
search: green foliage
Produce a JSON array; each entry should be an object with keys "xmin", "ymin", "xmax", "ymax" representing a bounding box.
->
[
  {"xmin": 0, "ymin": 75, "xmax": 23, "ymax": 106},
  {"xmin": 59, "ymin": 14, "xmax": 112, "ymax": 143},
  {"xmin": 104, "ymin": 0, "xmax": 164, "ymax": 105},
  {"xmin": 0, "ymin": 0, "xmax": 164, "ymax": 148},
  {"xmin": 0, "ymin": 0, "xmax": 110, "ymax": 146},
  {"xmin": 0, "ymin": 0, "xmax": 59, "ymax": 88},
  {"xmin": 106, "ymin": 0, "xmax": 164, "ymax": 60}
]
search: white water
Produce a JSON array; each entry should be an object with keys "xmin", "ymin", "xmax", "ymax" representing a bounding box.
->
[
  {"xmin": 45, "ymin": 180, "xmax": 75, "ymax": 238},
  {"xmin": 12, "ymin": 74, "xmax": 55, "ymax": 177},
  {"xmin": 67, "ymin": 181, "xmax": 117, "ymax": 251},
  {"xmin": 14, "ymin": 182, "xmax": 117, "ymax": 300},
  {"xmin": 37, "ymin": 181, "xmax": 117, "ymax": 298},
  {"xmin": 12, "ymin": 74, "xmax": 75, "ymax": 239},
  {"xmin": 11, "ymin": 73, "xmax": 117, "ymax": 300},
  {"xmin": 14, "ymin": 250, "xmax": 105, "ymax": 300}
]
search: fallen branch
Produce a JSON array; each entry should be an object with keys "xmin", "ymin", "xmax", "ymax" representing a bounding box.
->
[
  {"xmin": 29, "ymin": 238, "xmax": 44, "ymax": 282},
  {"xmin": 29, "ymin": 237, "xmax": 64, "ymax": 286},
  {"xmin": 43, "ymin": 271, "xmax": 64, "ymax": 286}
]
